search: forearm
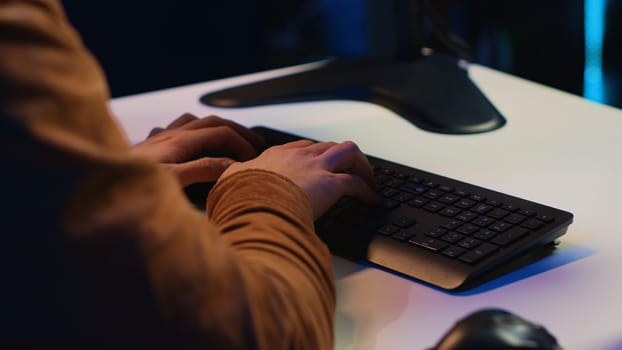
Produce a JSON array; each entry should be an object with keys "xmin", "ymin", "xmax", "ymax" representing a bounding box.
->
[
  {"xmin": 207, "ymin": 169, "xmax": 336, "ymax": 350},
  {"xmin": 137, "ymin": 170, "xmax": 336, "ymax": 349}
]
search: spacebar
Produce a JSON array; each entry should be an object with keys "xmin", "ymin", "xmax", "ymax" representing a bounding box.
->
[{"xmin": 408, "ymin": 235, "xmax": 448, "ymax": 252}]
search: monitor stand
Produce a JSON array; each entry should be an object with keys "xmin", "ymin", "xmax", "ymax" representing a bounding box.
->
[{"xmin": 199, "ymin": 54, "xmax": 506, "ymax": 135}]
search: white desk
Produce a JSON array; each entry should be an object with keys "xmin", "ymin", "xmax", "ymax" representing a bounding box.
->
[{"xmin": 111, "ymin": 62, "xmax": 622, "ymax": 350}]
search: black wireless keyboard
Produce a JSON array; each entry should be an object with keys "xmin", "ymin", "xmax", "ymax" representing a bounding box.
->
[{"xmin": 252, "ymin": 126, "xmax": 574, "ymax": 290}]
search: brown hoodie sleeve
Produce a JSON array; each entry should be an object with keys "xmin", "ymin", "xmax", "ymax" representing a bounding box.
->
[{"xmin": 0, "ymin": 1, "xmax": 335, "ymax": 349}]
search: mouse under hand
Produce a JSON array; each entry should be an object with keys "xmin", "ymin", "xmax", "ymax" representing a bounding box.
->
[{"xmin": 431, "ymin": 308, "xmax": 561, "ymax": 350}]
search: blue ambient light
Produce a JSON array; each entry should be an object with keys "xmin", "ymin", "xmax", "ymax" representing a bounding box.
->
[{"xmin": 584, "ymin": 0, "xmax": 607, "ymax": 103}]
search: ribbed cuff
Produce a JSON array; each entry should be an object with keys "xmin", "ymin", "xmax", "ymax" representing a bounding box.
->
[{"xmin": 206, "ymin": 169, "xmax": 314, "ymax": 229}]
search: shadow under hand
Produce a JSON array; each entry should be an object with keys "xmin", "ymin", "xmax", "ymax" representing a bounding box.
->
[{"xmin": 184, "ymin": 182, "xmax": 215, "ymax": 211}]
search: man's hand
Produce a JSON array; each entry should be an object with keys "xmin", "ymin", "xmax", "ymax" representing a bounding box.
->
[
  {"xmin": 220, "ymin": 139, "xmax": 378, "ymax": 219},
  {"xmin": 131, "ymin": 114, "xmax": 264, "ymax": 187}
]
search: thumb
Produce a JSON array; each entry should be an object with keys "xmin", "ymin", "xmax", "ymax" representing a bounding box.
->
[{"xmin": 171, "ymin": 157, "xmax": 236, "ymax": 187}]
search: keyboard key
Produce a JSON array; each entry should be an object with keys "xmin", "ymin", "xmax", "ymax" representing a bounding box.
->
[
  {"xmin": 455, "ymin": 199, "xmax": 477, "ymax": 209},
  {"xmin": 424, "ymin": 190, "xmax": 443, "ymax": 199},
  {"xmin": 392, "ymin": 230, "xmax": 416, "ymax": 241},
  {"xmin": 439, "ymin": 194, "xmax": 460, "ymax": 205},
  {"xmin": 456, "ymin": 224, "xmax": 479, "ymax": 235},
  {"xmin": 459, "ymin": 243, "xmax": 499, "ymax": 264},
  {"xmin": 378, "ymin": 224, "xmax": 400, "ymax": 236},
  {"xmin": 537, "ymin": 214, "xmax": 555, "ymax": 223},
  {"xmin": 503, "ymin": 204, "xmax": 520, "ymax": 212},
  {"xmin": 469, "ymin": 194, "xmax": 486, "ymax": 202},
  {"xmin": 442, "ymin": 245, "xmax": 466, "ymax": 258},
  {"xmin": 486, "ymin": 200, "xmax": 502, "ymax": 207},
  {"xmin": 472, "ymin": 203, "xmax": 493, "ymax": 214},
  {"xmin": 473, "ymin": 229, "xmax": 497, "ymax": 241},
  {"xmin": 454, "ymin": 190, "xmax": 470, "ymax": 197},
  {"xmin": 439, "ymin": 185, "xmax": 454, "ymax": 193},
  {"xmin": 442, "ymin": 220, "xmax": 463, "ymax": 230},
  {"xmin": 408, "ymin": 197, "xmax": 428, "ymax": 207},
  {"xmin": 521, "ymin": 218, "xmax": 545, "ymax": 230},
  {"xmin": 439, "ymin": 207, "xmax": 462, "ymax": 217},
  {"xmin": 441, "ymin": 232, "xmax": 465, "ymax": 243},
  {"xmin": 491, "ymin": 228, "xmax": 529, "ymax": 246},
  {"xmin": 408, "ymin": 175, "xmax": 423, "ymax": 183},
  {"xmin": 504, "ymin": 213, "xmax": 527, "ymax": 224},
  {"xmin": 394, "ymin": 217, "xmax": 416, "ymax": 228},
  {"xmin": 458, "ymin": 237, "xmax": 482, "ymax": 249},
  {"xmin": 427, "ymin": 228, "xmax": 447, "ymax": 238},
  {"xmin": 519, "ymin": 209, "xmax": 537, "ymax": 217},
  {"xmin": 401, "ymin": 182, "xmax": 428, "ymax": 195},
  {"xmin": 488, "ymin": 208, "xmax": 510, "ymax": 219},
  {"xmin": 472, "ymin": 216, "xmax": 495, "ymax": 227},
  {"xmin": 424, "ymin": 202, "xmax": 444, "ymax": 212},
  {"xmin": 455, "ymin": 211, "xmax": 478, "ymax": 222},
  {"xmin": 490, "ymin": 221, "xmax": 513, "ymax": 232}
]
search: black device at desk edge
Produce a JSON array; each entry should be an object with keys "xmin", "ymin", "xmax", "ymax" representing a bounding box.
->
[{"xmin": 199, "ymin": 54, "xmax": 506, "ymax": 135}]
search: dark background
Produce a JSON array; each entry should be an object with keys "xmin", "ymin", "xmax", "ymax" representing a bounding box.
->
[{"xmin": 62, "ymin": 0, "xmax": 621, "ymax": 109}]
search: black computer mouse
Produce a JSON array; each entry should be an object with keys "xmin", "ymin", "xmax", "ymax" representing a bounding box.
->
[{"xmin": 431, "ymin": 309, "xmax": 562, "ymax": 350}]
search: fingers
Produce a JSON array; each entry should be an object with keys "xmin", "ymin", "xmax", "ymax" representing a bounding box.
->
[
  {"xmin": 186, "ymin": 126, "xmax": 258, "ymax": 161},
  {"xmin": 271, "ymin": 139, "xmax": 315, "ymax": 150},
  {"xmin": 150, "ymin": 114, "xmax": 265, "ymax": 153},
  {"xmin": 285, "ymin": 139, "xmax": 315, "ymax": 148},
  {"xmin": 299, "ymin": 141, "xmax": 338, "ymax": 155},
  {"xmin": 169, "ymin": 157, "xmax": 236, "ymax": 187},
  {"xmin": 148, "ymin": 127, "xmax": 165, "ymax": 137},
  {"xmin": 215, "ymin": 135, "xmax": 378, "ymax": 219},
  {"xmin": 146, "ymin": 113, "xmax": 201, "ymax": 139},
  {"xmin": 317, "ymin": 141, "xmax": 375, "ymax": 189},
  {"xmin": 269, "ymin": 140, "xmax": 336, "ymax": 156},
  {"xmin": 166, "ymin": 113, "xmax": 199, "ymax": 129},
  {"xmin": 333, "ymin": 172, "xmax": 379, "ymax": 204},
  {"xmin": 273, "ymin": 139, "xmax": 375, "ymax": 193},
  {"xmin": 179, "ymin": 115, "xmax": 265, "ymax": 149}
]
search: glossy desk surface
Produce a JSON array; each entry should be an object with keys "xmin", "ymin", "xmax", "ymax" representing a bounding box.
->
[{"xmin": 111, "ymin": 62, "xmax": 622, "ymax": 350}]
